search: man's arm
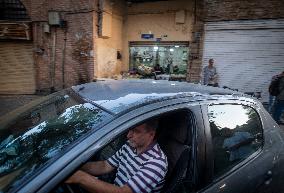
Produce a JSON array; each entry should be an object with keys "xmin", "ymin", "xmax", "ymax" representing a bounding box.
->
[
  {"xmin": 81, "ymin": 160, "xmax": 114, "ymax": 176},
  {"xmin": 66, "ymin": 170, "xmax": 133, "ymax": 193}
]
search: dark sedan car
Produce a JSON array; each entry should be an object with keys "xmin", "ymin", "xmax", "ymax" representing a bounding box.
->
[{"xmin": 0, "ymin": 79, "xmax": 283, "ymax": 193}]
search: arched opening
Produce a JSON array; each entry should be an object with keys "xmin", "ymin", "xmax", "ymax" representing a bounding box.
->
[
  {"xmin": 0, "ymin": 0, "xmax": 30, "ymax": 21},
  {"xmin": 0, "ymin": 1, "xmax": 34, "ymax": 94}
]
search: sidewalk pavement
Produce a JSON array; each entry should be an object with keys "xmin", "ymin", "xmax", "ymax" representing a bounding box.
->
[{"xmin": 0, "ymin": 95, "xmax": 43, "ymax": 117}]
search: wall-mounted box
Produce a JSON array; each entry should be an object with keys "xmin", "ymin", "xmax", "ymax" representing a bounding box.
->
[
  {"xmin": 43, "ymin": 23, "xmax": 50, "ymax": 33},
  {"xmin": 175, "ymin": 10, "xmax": 185, "ymax": 24},
  {"xmin": 48, "ymin": 11, "xmax": 60, "ymax": 25}
]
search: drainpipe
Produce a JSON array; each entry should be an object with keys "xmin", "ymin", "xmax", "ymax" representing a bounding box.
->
[
  {"xmin": 61, "ymin": 29, "xmax": 67, "ymax": 88},
  {"xmin": 194, "ymin": 0, "xmax": 197, "ymax": 24},
  {"xmin": 51, "ymin": 28, "xmax": 57, "ymax": 93}
]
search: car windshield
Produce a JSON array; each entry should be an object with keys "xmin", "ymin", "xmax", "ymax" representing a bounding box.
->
[{"xmin": 0, "ymin": 89, "xmax": 112, "ymax": 192}]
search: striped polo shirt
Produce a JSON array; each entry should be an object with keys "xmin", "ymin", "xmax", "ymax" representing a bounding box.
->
[{"xmin": 107, "ymin": 141, "xmax": 168, "ymax": 193}]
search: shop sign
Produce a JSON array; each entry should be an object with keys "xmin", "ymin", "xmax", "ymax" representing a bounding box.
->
[{"xmin": 141, "ymin": 34, "xmax": 154, "ymax": 39}]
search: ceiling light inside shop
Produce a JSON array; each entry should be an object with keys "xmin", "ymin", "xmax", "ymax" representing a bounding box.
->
[
  {"xmin": 154, "ymin": 46, "xmax": 159, "ymax": 50},
  {"xmin": 170, "ymin": 48, "xmax": 174, "ymax": 52},
  {"xmin": 174, "ymin": 45, "xmax": 180, "ymax": 48}
]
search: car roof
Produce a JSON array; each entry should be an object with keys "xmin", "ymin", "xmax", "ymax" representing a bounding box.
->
[{"xmin": 72, "ymin": 79, "xmax": 244, "ymax": 114}]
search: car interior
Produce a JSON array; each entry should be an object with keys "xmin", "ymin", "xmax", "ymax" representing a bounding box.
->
[
  {"xmin": 52, "ymin": 110, "xmax": 195, "ymax": 193},
  {"xmin": 157, "ymin": 110, "xmax": 194, "ymax": 193}
]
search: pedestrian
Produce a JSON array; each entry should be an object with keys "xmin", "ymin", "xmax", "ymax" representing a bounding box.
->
[
  {"xmin": 271, "ymin": 71, "xmax": 284, "ymax": 124},
  {"xmin": 202, "ymin": 58, "xmax": 219, "ymax": 87},
  {"xmin": 153, "ymin": 63, "xmax": 164, "ymax": 75},
  {"xmin": 268, "ymin": 73, "xmax": 282, "ymax": 113},
  {"xmin": 173, "ymin": 65, "xmax": 179, "ymax": 74}
]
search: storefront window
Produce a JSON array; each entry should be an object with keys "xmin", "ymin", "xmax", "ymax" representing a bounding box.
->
[{"xmin": 129, "ymin": 43, "xmax": 189, "ymax": 75}]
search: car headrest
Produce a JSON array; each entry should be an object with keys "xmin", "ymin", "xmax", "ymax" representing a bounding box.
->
[{"xmin": 158, "ymin": 111, "xmax": 191, "ymax": 145}]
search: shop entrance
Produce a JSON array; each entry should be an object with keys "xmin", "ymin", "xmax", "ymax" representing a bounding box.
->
[{"xmin": 129, "ymin": 42, "xmax": 189, "ymax": 75}]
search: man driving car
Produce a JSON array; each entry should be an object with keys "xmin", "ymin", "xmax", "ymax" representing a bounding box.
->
[{"xmin": 66, "ymin": 120, "xmax": 168, "ymax": 193}]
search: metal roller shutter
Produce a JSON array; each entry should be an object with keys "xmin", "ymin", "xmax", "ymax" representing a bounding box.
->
[
  {"xmin": 202, "ymin": 19, "xmax": 284, "ymax": 102},
  {"xmin": 0, "ymin": 42, "xmax": 35, "ymax": 94}
]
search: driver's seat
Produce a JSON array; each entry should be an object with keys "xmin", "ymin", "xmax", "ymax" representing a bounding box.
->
[
  {"xmin": 162, "ymin": 144, "xmax": 191, "ymax": 193},
  {"xmin": 158, "ymin": 112, "xmax": 192, "ymax": 193}
]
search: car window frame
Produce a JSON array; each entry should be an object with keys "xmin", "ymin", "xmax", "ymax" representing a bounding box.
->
[{"xmin": 199, "ymin": 99, "xmax": 265, "ymax": 192}]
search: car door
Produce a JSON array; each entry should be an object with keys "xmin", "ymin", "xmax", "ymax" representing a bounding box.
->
[
  {"xmin": 198, "ymin": 101, "xmax": 276, "ymax": 193},
  {"xmin": 31, "ymin": 98, "xmax": 201, "ymax": 193}
]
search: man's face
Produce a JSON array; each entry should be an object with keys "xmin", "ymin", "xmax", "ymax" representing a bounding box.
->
[
  {"xmin": 209, "ymin": 59, "xmax": 214, "ymax": 66},
  {"xmin": 127, "ymin": 124, "xmax": 155, "ymax": 149}
]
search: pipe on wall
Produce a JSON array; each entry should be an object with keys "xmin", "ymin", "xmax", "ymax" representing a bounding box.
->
[
  {"xmin": 61, "ymin": 29, "xmax": 67, "ymax": 89},
  {"xmin": 50, "ymin": 27, "xmax": 57, "ymax": 92}
]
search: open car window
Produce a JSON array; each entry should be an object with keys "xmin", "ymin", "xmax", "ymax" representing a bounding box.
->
[
  {"xmin": 0, "ymin": 89, "xmax": 112, "ymax": 193},
  {"xmin": 51, "ymin": 109, "xmax": 196, "ymax": 193}
]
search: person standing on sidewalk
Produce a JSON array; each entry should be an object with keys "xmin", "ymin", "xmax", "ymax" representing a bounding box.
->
[
  {"xmin": 202, "ymin": 58, "xmax": 219, "ymax": 87},
  {"xmin": 268, "ymin": 73, "xmax": 281, "ymax": 113},
  {"xmin": 272, "ymin": 71, "xmax": 284, "ymax": 124}
]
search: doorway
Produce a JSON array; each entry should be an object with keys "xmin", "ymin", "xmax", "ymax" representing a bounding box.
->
[{"xmin": 129, "ymin": 42, "xmax": 189, "ymax": 75}]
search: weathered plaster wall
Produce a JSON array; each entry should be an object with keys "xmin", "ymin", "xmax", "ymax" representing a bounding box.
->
[
  {"xmin": 122, "ymin": 0, "xmax": 194, "ymax": 72},
  {"xmin": 95, "ymin": 0, "xmax": 126, "ymax": 78}
]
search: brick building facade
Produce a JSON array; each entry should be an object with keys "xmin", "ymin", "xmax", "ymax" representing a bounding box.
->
[
  {"xmin": 1, "ymin": 0, "xmax": 125, "ymax": 94},
  {"xmin": 1, "ymin": 0, "xmax": 283, "ymax": 95},
  {"xmin": 20, "ymin": 0, "xmax": 97, "ymax": 92},
  {"xmin": 204, "ymin": 0, "xmax": 284, "ymax": 21},
  {"xmin": 22, "ymin": 0, "xmax": 97, "ymax": 91}
]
